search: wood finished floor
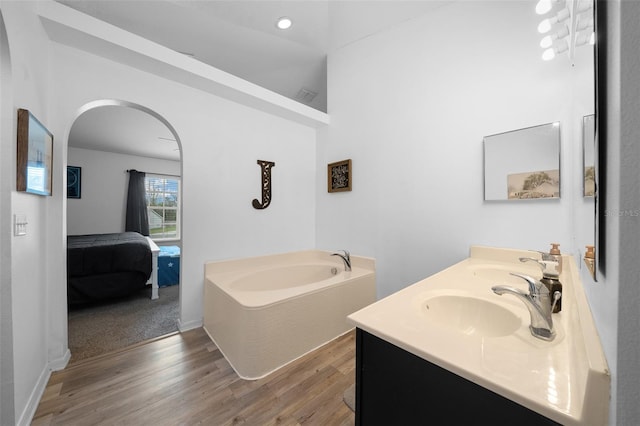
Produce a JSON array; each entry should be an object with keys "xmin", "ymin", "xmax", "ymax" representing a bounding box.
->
[{"xmin": 32, "ymin": 328, "xmax": 355, "ymax": 426}]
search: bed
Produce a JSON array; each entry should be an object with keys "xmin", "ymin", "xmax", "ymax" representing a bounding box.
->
[{"xmin": 67, "ymin": 232, "xmax": 159, "ymax": 304}]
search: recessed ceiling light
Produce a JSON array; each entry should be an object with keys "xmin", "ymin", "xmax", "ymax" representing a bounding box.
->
[{"xmin": 276, "ymin": 17, "xmax": 292, "ymax": 30}]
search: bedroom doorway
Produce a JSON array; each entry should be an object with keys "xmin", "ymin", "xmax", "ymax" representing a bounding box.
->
[{"xmin": 65, "ymin": 100, "xmax": 183, "ymax": 363}]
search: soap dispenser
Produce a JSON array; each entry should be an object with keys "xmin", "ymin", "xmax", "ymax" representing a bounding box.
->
[
  {"xmin": 540, "ymin": 243, "xmax": 563, "ymax": 313},
  {"xmin": 549, "ymin": 243, "xmax": 563, "ymax": 275},
  {"xmin": 521, "ymin": 244, "xmax": 563, "ymax": 313}
]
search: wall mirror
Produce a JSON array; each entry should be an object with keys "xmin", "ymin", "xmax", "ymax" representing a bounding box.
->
[
  {"xmin": 593, "ymin": 0, "xmax": 606, "ymax": 280},
  {"xmin": 583, "ymin": 114, "xmax": 595, "ymax": 197},
  {"xmin": 483, "ymin": 122, "xmax": 561, "ymax": 201}
]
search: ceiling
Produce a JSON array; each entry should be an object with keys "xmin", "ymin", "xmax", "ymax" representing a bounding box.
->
[{"xmin": 60, "ymin": 0, "xmax": 451, "ymax": 161}]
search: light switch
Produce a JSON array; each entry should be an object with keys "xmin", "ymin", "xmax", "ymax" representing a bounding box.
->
[{"xmin": 14, "ymin": 214, "xmax": 27, "ymax": 236}]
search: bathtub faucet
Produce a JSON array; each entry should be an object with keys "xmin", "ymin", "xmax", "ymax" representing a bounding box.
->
[{"xmin": 331, "ymin": 250, "xmax": 352, "ymax": 271}]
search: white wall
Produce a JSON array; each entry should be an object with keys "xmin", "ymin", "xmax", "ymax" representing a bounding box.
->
[
  {"xmin": 1, "ymin": 2, "xmax": 55, "ymax": 424},
  {"xmin": 67, "ymin": 147, "xmax": 180, "ymax": 236},
  {"xmin": 318, "ymin": 1, "xmax": 594, "ymax": 298}
]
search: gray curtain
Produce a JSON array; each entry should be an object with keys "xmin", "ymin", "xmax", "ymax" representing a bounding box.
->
[{"xmin": 125, "ymin": 170, "xmax": 149, "ymax": 236}]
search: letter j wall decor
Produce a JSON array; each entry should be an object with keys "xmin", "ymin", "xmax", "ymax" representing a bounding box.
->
[{"xmin": 252, "ymin": 160, "xmax": 275, "ymax": 209}]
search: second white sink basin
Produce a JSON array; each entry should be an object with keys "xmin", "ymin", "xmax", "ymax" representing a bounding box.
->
[
  {"xmin": 421, "ymin": 294, "xmax": 521, "ymax": 338},
  {"xmin": 466, "ymin": 263, "xmax": 540, "ymax": 284}
]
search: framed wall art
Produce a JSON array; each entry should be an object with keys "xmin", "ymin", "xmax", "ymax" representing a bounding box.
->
[
  {"xmin": 17, "ymin": 108, "xmax": 53, "ymax": 196},
  {"xmin": 67, "ymin": 166, "xmax": 81, "ymax": 199},
  {"xmin": 328, "ymin": 159, "xmax": 352, "ymax": 193}
]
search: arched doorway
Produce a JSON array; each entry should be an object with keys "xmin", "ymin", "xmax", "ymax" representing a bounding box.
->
[{"xmin": 65, "ymin": 100, "xmax": 183, "ymax": 363}]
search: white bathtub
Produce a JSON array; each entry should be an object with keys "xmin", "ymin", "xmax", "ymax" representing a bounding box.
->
[{"xmin": 204, "ymin": 250, "xmax": 376, "ymax": 380}]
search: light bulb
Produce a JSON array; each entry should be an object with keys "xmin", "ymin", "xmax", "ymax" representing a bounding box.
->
[
  {"xmin": 589, "ymin": 32, "xmax": 595, "ymax": 45},
  {"xmin": 542, "ymin": 48, "xmax": 556, "ymax": 61},
  {"xmin": 541, "ymin": 39, "xmax": 569, "ymax": 61},
  {"xmin": 538, "ymin": 19, "xmax": 552, "ymax": 33},
  {"xmin": 536, "ymin": 0, "xmax": 552, "ymax": 14},
  {"xmin": 276, "ymin": 17, "xmax": 292, "ymax": 30},
  {"xmin": 540, "ymin": 35, "xmax": 554, "ymax": 48}
]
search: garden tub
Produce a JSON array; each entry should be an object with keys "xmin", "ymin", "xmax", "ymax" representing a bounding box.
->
[{"xmin": 204, "ymin": 250, "xmax": 376, "ymax": 379}]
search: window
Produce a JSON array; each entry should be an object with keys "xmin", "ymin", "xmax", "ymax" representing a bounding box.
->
[{"xmin": 145, "ymin": 175, "xmax": 180, "ymax": 240}]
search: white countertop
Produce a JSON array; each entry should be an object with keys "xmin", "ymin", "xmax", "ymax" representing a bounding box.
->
[{"xmin": 348, "ymin": 246, "xmax": 610, "ymax": 425}]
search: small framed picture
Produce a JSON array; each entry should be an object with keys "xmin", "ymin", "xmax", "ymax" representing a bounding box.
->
[
  {"xmin": 16, "ymin": 108, "xmax": 54, "ymax": 196},
  {"xmin": 328, "ymin": 159, "xmax": 352, "ymax": 193},
  {"xmin": 67, "ymin": 166, "xmax": 81, "ymax": 199}
]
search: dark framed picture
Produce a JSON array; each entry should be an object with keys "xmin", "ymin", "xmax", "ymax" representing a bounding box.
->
[
  {"xmin": 17, "ymin": 108, "xmax": 53, "ymax": 196},
  {"xmin": 67, "ymin": 166, "xmax": 81, "ymax": 199},
  {"xmin": 328, "ymin": 159, "xmax": 352, "ymax": 193}
]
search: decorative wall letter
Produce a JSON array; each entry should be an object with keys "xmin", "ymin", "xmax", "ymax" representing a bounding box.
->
[{"xmin": 252, "ymin": 160, "xmax": 275, "ymax": 209}]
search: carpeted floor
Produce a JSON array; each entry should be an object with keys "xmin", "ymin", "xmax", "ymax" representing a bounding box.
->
[{"xmin": 67, "ymin": 285, "xmax": 179, "ymax": 363}]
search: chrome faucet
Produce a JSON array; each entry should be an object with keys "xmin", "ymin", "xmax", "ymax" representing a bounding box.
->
[
  {"xmin": 492, "ymin": 273, "xmax": 560, "ymax": 341},
  {"xmin": 331, "ymin": 250, "xmax": 351, "ymax": 271},
  {"xmin": 519, "ymin": 251, "xmax": 561, "ymax": 278}
]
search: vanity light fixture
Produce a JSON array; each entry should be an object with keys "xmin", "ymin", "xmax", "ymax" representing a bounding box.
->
[
  {"xmin": 276, "ymin": 16, "xmax": 292, "ymax": 30},
  {"xmin": 536, "ymin": 0, "xmax": 594, "ymax": 63}
]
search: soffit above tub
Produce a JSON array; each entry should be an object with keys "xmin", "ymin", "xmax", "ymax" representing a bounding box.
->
[
  {"xmin": 54, "ymin": 0, "xmax": 451, "ymax": 113},
  {"xmin": 38, "ymin": 0, "xmax": 330, "ymax": 129}
]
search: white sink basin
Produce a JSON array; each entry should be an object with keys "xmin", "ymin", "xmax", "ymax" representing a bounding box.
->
[
  {"xmin": 421, "ymin": 294, "xmax": 521, "ymax": 338},
  {"xmin": 349, "ymin": 247, "xmax": 611, "ymax": 425}
]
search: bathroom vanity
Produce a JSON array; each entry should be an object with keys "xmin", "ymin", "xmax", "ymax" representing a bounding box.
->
[
  {"xmin": 355, "ymin": 329, "xmax": 558, "ymax": 425},
  {"xmin": 348, "ymin": 246, "xmax": 609, "ymax": 426}
]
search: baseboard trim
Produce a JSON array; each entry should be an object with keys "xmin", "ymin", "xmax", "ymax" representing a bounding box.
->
[
  {"xmin": 49, "ymin": 349, "xmax": 71, "ymax": 371},
  {"xmin": 17, "ymin": 364, "xmax": 50, "ymax": 426},
  {"xmin": 177, "ymin": 318, "xmax": 202, "ymax": 332}
]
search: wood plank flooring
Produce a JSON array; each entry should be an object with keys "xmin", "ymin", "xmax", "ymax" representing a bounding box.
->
[{"xmin": 32, "ymin": 328, "xmax": 356, "ymax": 425}]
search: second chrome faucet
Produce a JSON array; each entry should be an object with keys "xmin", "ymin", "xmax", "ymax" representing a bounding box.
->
[{"xmin": 492, "ymin": 273, "xmax": 561, "ymax": 341}]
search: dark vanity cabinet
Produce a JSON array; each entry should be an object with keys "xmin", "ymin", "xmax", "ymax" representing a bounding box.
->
[{"xmin": 354, "ymin": 328, "xmax": 560, "ymax": 426}]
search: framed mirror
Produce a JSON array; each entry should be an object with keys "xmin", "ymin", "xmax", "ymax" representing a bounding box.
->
[
  {"xmin": 483, "ymin": 122, "xmax": 561, "ymax": 201},
  {"xmin": 583, "ymin": 115, "xmax": 595, "ymax": 197},
  {"xmin": 592, "ymin": 0, "xmax": 606, "ymax": 279}
]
